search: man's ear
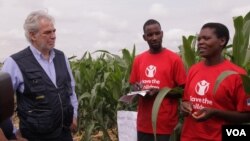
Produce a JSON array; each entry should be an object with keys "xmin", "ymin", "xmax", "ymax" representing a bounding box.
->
[{"xmin": 30, "ymin": 32, "xmax": 37, "ymax": 41}]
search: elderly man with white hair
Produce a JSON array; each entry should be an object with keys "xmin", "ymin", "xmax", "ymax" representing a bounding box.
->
[{"xmin": 2, "ymin": 10, "xmax": 78, "ymax": 141}]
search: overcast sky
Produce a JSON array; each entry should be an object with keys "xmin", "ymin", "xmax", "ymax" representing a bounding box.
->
[{"xmin": 0, "ymin": 0, "xmax": 250, "ymax": 62}]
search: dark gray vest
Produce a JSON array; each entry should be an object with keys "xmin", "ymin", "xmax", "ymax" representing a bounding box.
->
[{"xmin": 11, "ymin": 47, "xmax": 73, "ymax": 140}]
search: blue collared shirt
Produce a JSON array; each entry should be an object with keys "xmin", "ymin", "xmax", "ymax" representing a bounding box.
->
[{"xmin": 1, "ymin": 45, "xmax": 78, "ymax": 118}]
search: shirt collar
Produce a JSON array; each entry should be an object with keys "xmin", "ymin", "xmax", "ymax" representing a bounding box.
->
[{"xmin": 29, "ymin": 45, "xmax": 55, "ymax": 62}]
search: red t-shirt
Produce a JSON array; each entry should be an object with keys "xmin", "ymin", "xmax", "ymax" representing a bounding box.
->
[
  {"xmin": 181, "ymin": 60, "xmax": 250, "ymax": 141},
  {"xmin": 129, "ymin": 48, "xmax": 186, "ymax": 134}
]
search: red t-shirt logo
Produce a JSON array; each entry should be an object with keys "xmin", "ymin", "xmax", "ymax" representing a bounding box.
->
[
  {"xmin": 145, "ymin": 65, "xmax": 156, "ymax": 78},
  {"xmin": 195, "ymin": 80, "xmax": 209, "ymax": 96}
]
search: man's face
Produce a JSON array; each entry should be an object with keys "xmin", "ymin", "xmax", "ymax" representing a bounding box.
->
[
  {"xmin": 31, "ymin": 18, "xmax": 56, "ymax": 52},
  {"xmin": 143, "ymin": 23, "xmax": 163, "ymax": 52},
  {"xmin": 197, "ymin": 27, "xmax": 225, "ymax": 58}
]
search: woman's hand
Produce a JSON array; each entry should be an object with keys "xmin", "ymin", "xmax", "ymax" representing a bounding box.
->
[
  {"xmin": 191, "ymin": 108, "xmax": 216, "ymax": 121},
  {"xmin": 180, "ymin": 101, "xmax": 193, "ymax": 116}
]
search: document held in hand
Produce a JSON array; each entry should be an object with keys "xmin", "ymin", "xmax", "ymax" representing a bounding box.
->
[{"xmin": 119, "ymin": 90, "xmax": 149, "ymax": 104}]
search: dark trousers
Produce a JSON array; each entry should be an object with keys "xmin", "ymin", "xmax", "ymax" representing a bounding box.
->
[
  {"xmin": 0, "ymin": 118, "xmax": 16, "ymax": 140},
  {"xmin": 137, "ymin": 131, "xmax": 170, "ymax": 141},
  {"xmin": 26, "ymin": 128, "xmax": 73, "ymax": 141}
]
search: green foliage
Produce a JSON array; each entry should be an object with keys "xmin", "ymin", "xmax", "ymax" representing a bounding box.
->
[
  {"xmin": 240, "ymin": 74, "xmax": 250, "ymax": 94},
  {"xmin": 232, "ymin": 11, "xmax": 250, "ymax": 71},
  {"xmin": 152, "ymin": 87, "xmax": 172, "ymax": 141},
  {"xmin": 70, "ymin": 47, "xmax": 136, "ymax": 141},
  {"xmin": 214, "ymin": 71, "xmax": 250, "ymax": 95},
  {"xmin": 214, "ymin": 11, "xmax": 250, "ymax": 95},
  {"xmin": 180, "ymin": 35, "xmax": 201, "ymax": 70},
  {"xmin": 0, "ymin": 62, "xmax": 3, "ymax": 69},
  {"xmin": 151, "ymin": 87, "xmax": 184, "ymax": 141},
  {"xmin": 213, "ymin": 70, "xmax": 238, "ymax": 94}
]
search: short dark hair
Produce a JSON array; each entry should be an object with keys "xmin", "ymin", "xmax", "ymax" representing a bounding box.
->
[
  {"xmin": 143, "ymin": 19, "xmax": 161, "ymax": 33},
  {"xmin": 202, "ymin": 22, "xmax": 230, "ymax": 47}
]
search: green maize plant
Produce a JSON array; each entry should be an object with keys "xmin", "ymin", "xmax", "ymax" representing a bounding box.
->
[
  {"xmin": 70, "ymin": 46, "xmax": 136, "ymax": 141},
  {"xmin": 179, "ymin": 35, "xmax": 200, "ymax": 70},
  {"xmin": 0, "ymin": 62, "xmax": 3, "ymax": 69},
  {"xmin": 214, "ymin": 11, "xmax": 250, "ymax": 95}
]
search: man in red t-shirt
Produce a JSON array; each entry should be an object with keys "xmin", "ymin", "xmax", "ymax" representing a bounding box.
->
[
  {"xmin": 129, "ymin": 19, "xmax": 186, "ymax": 141},
  {"xmin": 180, "ymin": 22, "xmax": 250, "ymax": 141}
]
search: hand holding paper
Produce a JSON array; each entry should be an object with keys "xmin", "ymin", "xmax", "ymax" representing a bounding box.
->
[{"xmin": 119, "ymin": 90, "xmax": 149, "ymax": 104}]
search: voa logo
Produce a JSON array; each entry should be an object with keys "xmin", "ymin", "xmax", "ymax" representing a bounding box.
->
[{"xmin": 226, "ymin": 129, "xmax": 246, "ymax": 136}]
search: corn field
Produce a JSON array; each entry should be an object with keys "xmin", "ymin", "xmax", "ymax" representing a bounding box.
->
[
  {"xmin": 68, "ymin": 11, "xmax": 250, "ymax": 141},
  {"xmin": 70, "ymin": 47, "xmax": 137, "ymax": 141},
  {"xmin": 1, "ymin": 11, "xmax": 249, "ymax": 141}
]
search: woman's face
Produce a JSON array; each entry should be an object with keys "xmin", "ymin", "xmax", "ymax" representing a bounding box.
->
[{"xmin": 197, "ymin": 27, "xmax": 225, "ymax": 59}]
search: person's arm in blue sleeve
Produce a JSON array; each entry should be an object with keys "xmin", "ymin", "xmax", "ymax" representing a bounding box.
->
[{"xmin": 65, "ymin": 56, "xmax": 78, "ymax": 132}]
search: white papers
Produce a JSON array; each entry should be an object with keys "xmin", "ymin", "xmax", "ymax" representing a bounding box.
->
[
  {"xmin": 117, "ymin": 110, "xmax": 137, "ymax": 141},
  {"xmin": 126, "ymin": 90, "xmax": 148, "ymax": 96}
]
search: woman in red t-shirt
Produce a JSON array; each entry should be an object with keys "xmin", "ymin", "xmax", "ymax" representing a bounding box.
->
[{"xmin": 180, "ymin": 22, "xmax": 250, "ymax": 141}]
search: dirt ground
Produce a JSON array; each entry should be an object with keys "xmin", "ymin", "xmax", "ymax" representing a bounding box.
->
[
  {"xmin": 12, "ymin": 113, "xmax": 117, "ymax": 141},
  {"xmin": 11, "ymin": 97, "xmax": 118, "ymax": 141}
]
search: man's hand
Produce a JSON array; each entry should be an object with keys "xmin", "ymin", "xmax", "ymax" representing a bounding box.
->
[
  {"xmin": 131, "ymin": 82, "xmax": 144, "ymax": 91},
  {"xmin": 144, "ymin": 88, "xmax": 159, "ymax": 98},
  {"xmin": 70, "ymin": 117, "xmax": 77, "ymax": 132},
  {"xmin": 165, "ymin": 86, "xmax": 184, "ymax": 99},
  {"xmin": 0, "ymin": 128, "xmax": 8, "ymax": 141},
  {"xmin": 15, "ymin": 129, "xmax": 28, "ymax": 141}
]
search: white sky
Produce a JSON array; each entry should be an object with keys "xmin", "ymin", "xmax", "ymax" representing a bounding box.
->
[{"xmin": 0, "ymin": 0, "xmax": 250, "ymax": 62}]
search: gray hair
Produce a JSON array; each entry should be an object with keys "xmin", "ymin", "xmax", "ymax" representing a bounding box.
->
[{"xmin": 23, "ymin": 10, "xmax": 55, "ymax": 43}]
